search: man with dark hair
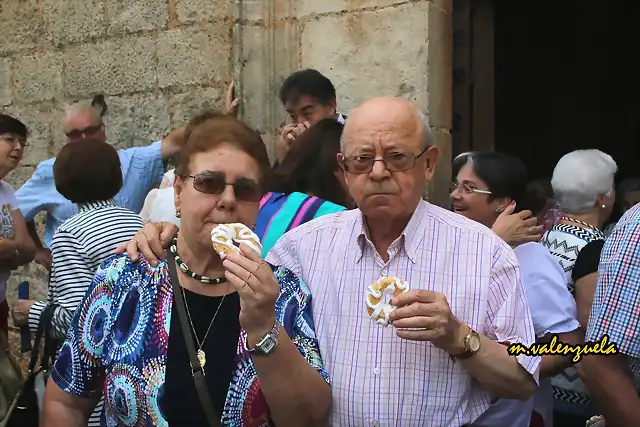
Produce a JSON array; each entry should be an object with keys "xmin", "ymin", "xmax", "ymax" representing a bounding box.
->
[{"xmin": 275, "ymin": 69, "xmax": 346, "ymax": 167}]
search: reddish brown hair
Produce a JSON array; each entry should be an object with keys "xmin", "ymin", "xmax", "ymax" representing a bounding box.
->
[{"xmin": 175, "ymin": 111, "xmax": 271, "ymax": 190}]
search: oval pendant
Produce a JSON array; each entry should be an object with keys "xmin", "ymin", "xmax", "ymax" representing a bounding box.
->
[{"xmin": 197, "ymin": 349, "xmax": 206, "ymax": 368}]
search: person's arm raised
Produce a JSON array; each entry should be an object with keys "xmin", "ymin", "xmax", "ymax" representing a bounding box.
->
[
  {"xmin": 115, "ymin": 221, "xmax": 178, "ymax": 265},
  {"xmin": 492, "ymin": 203, "xmax": 543, "ymax": 246}
]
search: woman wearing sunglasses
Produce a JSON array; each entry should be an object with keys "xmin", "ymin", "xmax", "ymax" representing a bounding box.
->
[{"xmin": 41, "ymin": 112, "xmax": 331, "ymax": 427}]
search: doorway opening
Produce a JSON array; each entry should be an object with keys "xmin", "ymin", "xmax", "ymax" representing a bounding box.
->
[{"xmin": 453, "ymin": 0, "xmax": 639, "ymax": 208}]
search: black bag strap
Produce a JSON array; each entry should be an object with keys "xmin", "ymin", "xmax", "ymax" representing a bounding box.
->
[
  {"xmin": 166, "ymin": 250, "xmax": 222, "ymax": 427},
  {"xmin": 27, "ymin": 303, "xmax": 57, "ymax": 373},
  {"xmin": 40, "ymin": 303, "xmax": 60, "ymax": 372}
]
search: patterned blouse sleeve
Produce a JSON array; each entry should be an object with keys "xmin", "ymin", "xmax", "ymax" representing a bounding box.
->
[
  {"xmin": 271, "ymin": 264, "xmax": 330, "ymax": 384},
  {"xmin": 50, "ymin": 257, "xmax": 118, "ymax": 398}
]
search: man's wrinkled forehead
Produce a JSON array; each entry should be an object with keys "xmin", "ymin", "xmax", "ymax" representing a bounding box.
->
[
  {"xmin": 63, "ymin": 109, "xmax": 102, "ymax": 131},
  {"xmin": 343, "ymin": 114, "xmax": 421, "ymax": 151}
]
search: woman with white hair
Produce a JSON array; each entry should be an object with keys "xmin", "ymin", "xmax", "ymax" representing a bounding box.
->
[{"xmin": 540, "ymin": 149, "xmax": 617, "ymax": 426}]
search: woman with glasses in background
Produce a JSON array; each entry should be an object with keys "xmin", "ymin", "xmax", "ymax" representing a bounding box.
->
[
  {"xmin": 451, "ymin": 151, "xmax": 580, "ymax": 427},
  {"xmin": 41, "ymin": 111, "xmax": 331, "ymax": 427},
  {"xmin": 0, "ymin": 114, "xmax": 36, "ymax": 338}
]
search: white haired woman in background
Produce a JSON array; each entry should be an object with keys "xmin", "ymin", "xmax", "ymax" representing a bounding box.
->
[{"xmin": 540, "ymin": 149, "xmax": 617, "ymax": 427}]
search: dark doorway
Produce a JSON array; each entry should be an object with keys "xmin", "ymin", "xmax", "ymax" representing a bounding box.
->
[
  {"xmin": 453, "ymin": 0, "xmax": 639, "ymax": 182},
  {"xmin": 494, "ymin": 0, "xmax": 639, "ymax": 183}
]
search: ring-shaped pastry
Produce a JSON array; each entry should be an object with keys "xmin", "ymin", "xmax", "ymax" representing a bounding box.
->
[
  {"xmin": 211, "ymin": 223, "xmax": 262, "ymax": 259},
  {"xmin": 366, "ymin": 277, "xmax": 409, "ymax": 326}
]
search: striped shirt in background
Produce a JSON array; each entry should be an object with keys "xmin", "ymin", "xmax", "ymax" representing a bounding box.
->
[
  {"xmin": 28, "ymin": 199, "xmax": 143, "ymax": 339},
  {"xmin": 255, "ymin": 191, "xmax": 346, "ymax": 256},
  {"xmin": 27, "ymin": 199, "xmax": 143, "ymax": 427},
  {"xmin": 265, "ymin": 200, "xmax": 540, "ymax": 426}
]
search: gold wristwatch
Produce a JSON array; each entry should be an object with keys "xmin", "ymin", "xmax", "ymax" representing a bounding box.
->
[{"xmin": 451, "ymin": 327, "xmax": 481, "ymax": 360}]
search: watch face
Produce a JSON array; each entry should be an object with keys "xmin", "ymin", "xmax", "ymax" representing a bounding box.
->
[
  {"xmin": 258, "ymin": 336, "xmax": 276, "ymax": 354},
  {"xmin": 468, "ymin": 334, "xmax": 481, "ymax": 352}
]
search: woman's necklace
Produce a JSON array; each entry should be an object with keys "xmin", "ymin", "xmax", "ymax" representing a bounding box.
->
[
  {"xmin": 560, "ymin": 216, "xmax": 605, "ymax": 239},
  {"xmin": 169, "ymin": 236, "xmax": 226, "ymax": 284},
  {"xmin": 180, "ymin": 284, "xmax": 226, "ymax": 368},
  {"xmin": 170, "ymin": 234, "xmax": 228, "ymax": 367}
]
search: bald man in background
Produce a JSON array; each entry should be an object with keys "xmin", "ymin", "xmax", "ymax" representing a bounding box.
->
[{"xmin": 16, "ymin": 101, "xmax": 186, "ymax": 269}]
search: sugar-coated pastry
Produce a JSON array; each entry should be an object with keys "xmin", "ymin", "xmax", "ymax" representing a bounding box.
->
[
  {"xmin": 366, "ymin": 277, "xmax": 409, "ymax": 326},
  {"xmin": 210, "ymin": 223, "xmax": 262, "ymax": 259}
]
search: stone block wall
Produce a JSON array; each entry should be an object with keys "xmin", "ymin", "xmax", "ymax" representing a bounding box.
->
[
  {"xmin": 1, "ymin": 0, "xmax": 236, "ymax": 300},
  {"xmin": 1, "ymin": 0, "xmax": 452, "ymax": 300}
]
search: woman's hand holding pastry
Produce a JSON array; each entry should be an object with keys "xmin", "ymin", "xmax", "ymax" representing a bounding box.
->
[{"xmin": 223, "ymin": 244, "xmax": 279, "ymax": 347}]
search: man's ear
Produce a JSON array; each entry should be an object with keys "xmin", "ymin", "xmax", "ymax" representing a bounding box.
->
[{"xmin": 423, "ymin": 145, "xmax": 440, "ymax": 181}]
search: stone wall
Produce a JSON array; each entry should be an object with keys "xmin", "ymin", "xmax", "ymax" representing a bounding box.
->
[{"xmin": 1, "ymin": 0, "xmax": 452, "ymax": 300}]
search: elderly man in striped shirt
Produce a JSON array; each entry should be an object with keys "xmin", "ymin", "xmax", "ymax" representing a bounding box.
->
[
  {"xmin": 266, "ymin": 97, "xmax": 539, "ymax": 426},
  {"xmin": 123, "ymin": 97, "xmax": 540, "ymax": 426}
]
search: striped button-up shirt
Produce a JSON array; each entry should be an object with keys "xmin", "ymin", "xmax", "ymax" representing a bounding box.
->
[{"xmin": 266, "ymin": 200, "xmax": 539, "ymax": 426}]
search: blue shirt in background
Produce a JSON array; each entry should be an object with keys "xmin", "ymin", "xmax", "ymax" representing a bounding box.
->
[{"xmin": 16, "ymin": 141, "xmax": 165, "ymax": 247}]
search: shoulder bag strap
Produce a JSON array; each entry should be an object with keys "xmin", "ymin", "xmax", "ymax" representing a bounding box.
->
[
  {"xmin": 40, "ymin": 303, "xmax": 61, "ymax": 372},
  {"xmin": 166, "ymin": 250, "xmax": 222, "ymax": 427},
  {"xmin": 27, "ymin": 303, "xmax": 57, "ymax": 373}
]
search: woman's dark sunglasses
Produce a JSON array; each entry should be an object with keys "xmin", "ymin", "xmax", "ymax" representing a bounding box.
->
[{"xmin": 187, "ymin": 171, "xmax": 262, "ymax": 202}]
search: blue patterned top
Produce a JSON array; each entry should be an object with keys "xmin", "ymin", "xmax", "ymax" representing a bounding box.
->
[{"xmin": 51, "ymin": 254, "xmax": 329, "ymax": 426}]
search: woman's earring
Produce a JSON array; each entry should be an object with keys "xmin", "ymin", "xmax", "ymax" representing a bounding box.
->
[
  {"xmin": 495, "ymin": 207, "xmax": 502, "ymax": 213},
  {"xmin": 175, "ymin": 210, "xmax": 181, "ymax": 218}
]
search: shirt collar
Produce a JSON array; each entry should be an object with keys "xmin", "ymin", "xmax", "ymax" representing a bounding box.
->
[
  {"xmin": 79, "ymin": 198, "xmax": 117, "ymax": 213},
  {"xmin": 337, "ymin": 113, "xmax": 346, "ymax": 124},
  {"xmin": 354, "ymin": 200, "xmax": 428, "ymax": 264}
]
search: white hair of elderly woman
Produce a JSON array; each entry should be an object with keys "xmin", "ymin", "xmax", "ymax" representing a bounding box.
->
[{"xmin": 551, "ymin": 149, "xmax": 617, "ymax": 214}]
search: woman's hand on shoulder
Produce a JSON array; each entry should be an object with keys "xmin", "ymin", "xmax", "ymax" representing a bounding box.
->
[{"xmin": 115, "ymin": 222, "xmax": 178, "ymax": 266}]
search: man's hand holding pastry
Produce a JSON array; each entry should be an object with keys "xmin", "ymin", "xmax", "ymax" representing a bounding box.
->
[{"xmin": 389, "ymin": 290, "xmax": 468, "ymax": 355}]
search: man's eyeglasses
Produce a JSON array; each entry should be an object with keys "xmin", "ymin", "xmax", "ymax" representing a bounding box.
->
[
  {"xmin": 0, "ymin": 133, "xmax": 27, "ymax": 147},
  {"xmin": 65, "ymin": 124, "xmax": 103, "ymax": 140},
  {"xmin": 341, "ymin": 148, "xmax": 427, "ymax": 174},
  {"xmin": 185, "ymin": 171, "xmax": 262, "ymax": 202},
  {"xmin": 450, "ymin": 181, "xmax": 492, "ymax": 195}
]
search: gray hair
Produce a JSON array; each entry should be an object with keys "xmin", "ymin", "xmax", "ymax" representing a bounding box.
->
[
  {"xmin": 63, "ymin": 102, "xmax": 102, "ymax": 124},
  {"xmin": 339, "ymin": 108, "xmax": 433, "ymax": 152},
  {"xmin": 551, "ymin": 149, "xmax": 617, "ymax": 214}
]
